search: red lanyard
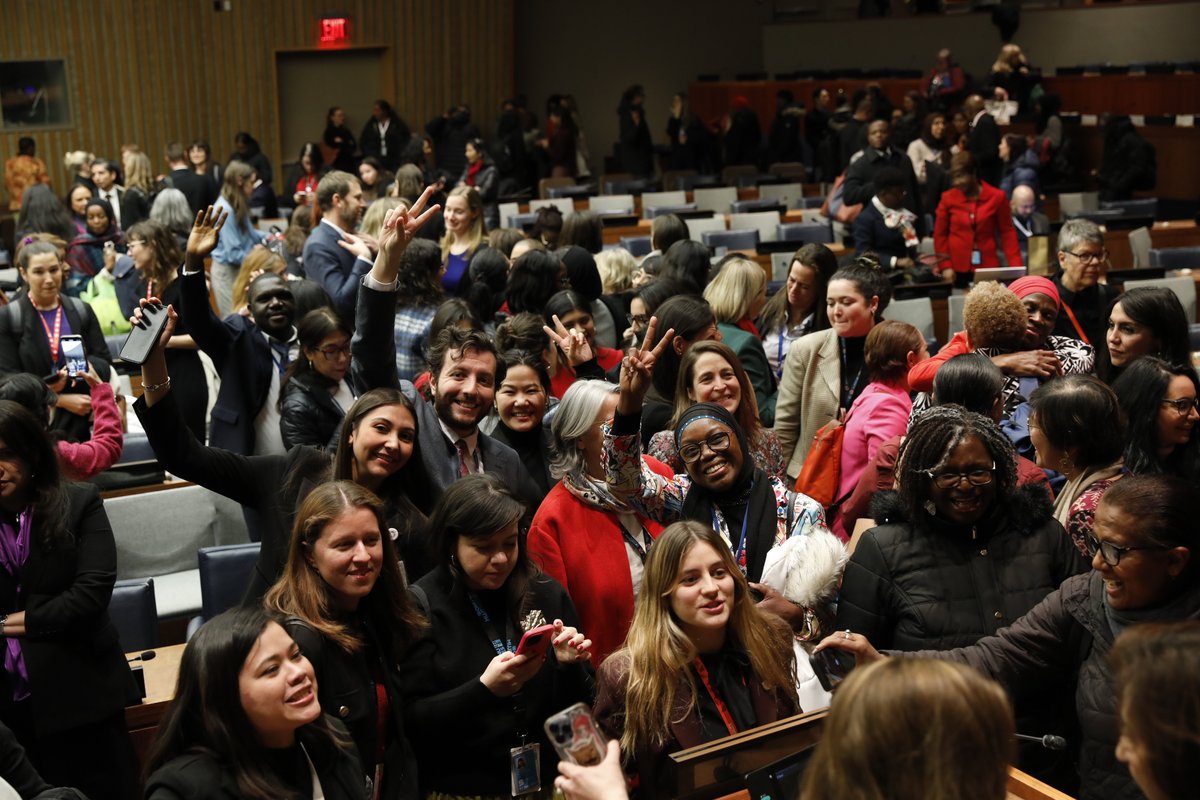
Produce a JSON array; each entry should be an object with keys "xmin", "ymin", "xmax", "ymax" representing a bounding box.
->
[
  {"xmin": 144, "ymin": 279, "xmax": 155, "ymax": 300},
  {"xmin": 31, "ymin": 299, "xmax": 63, "ymax": 362},
  {"xmin": 692, "ymin": 657, "xmax": 739, "ymax": 736}
]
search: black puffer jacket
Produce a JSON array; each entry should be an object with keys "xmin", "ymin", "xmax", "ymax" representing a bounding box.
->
[
  {"xmin": 280, "ymin": 372, "xmax": 352, "ymax": 451},
  {"xmin": 913, "ymin": 571, "xmax": 1200, "ymax": 800},
  {"xmin": 837, "ymin": 485, "xmax": 1087, "ymax": 651}
]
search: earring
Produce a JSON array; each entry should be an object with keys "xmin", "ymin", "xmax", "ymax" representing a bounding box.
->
[
  {"xmin": 924, "ymin": 499, "xmax": 937, "ymax": 516},
  {"xmin": 1059, "ymin": 455, "xmax": 1074, "ymax": 473}
]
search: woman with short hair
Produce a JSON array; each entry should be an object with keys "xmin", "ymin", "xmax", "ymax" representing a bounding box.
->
[{"xmin": 1029, "ymin": 376, "xmax": 1126, "ymax": 556}]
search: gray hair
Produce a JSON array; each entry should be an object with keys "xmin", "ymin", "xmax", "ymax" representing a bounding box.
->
[
  {"xmin": 549, "ymin": 379, "xmax": 619, "ymax": 480},
  {"xmin": 1057, "ymin": 218, "xmax": 1104, "ymax": 255},
  {"xmin": 150, "ymin": 188, "xmax": 193, "ymax": 237}
]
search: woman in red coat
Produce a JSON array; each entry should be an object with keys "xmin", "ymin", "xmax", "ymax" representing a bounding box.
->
[
  {"xmin": 934, "ymin": 151, "xmax": 1022, "ymax": 287},
  {"xmin": 527, "ymin": 379, "xmax": 672, "ymax": 664}
]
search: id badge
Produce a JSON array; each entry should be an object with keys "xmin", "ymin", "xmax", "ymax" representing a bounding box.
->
[
  {"xmin": 510, "ymin": 743, "xmax": 541, "ymax": 796},
  {"xmin": 970, "ymin": 249, "xmax": 982, "ymax": 266}
]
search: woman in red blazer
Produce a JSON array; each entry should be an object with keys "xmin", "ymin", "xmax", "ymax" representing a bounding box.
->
[
  {"xmin": 934, "ymin": 151, "xmax": 1022, "ymax": 287},
  {"xmin": 527, "ymin": 380, "xmax": 672, "ymax": 664}
]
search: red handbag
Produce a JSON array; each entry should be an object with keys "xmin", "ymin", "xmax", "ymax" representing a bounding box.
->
[{"xmin": 794, "ymin": 416, "xmax": 846, "ymax": 508}]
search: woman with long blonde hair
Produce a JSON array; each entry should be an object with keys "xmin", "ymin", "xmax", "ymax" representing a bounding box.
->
[
  {"xmin": 800, "ymin": 658, "xmax": 1015, "ymax": 800},
  {"xmin": 594, "ymin": 520, "xmax": 798, "ymax": 796},
  {"xmin": 439, "ymin": 184, "xmax": 486, "ymax": 297}
]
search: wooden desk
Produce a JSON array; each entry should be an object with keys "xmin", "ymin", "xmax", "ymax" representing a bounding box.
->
[{"xmin": 125, "ymin": 644, "xmax": 185, "ymax": 763}]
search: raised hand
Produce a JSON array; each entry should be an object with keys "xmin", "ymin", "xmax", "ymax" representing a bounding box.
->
[
  {"xmin": 543, "ymin": 314, "xmax": 594, "ymax": 367},
  {"xmin": 617, "ymin": 315, "xmax": 674, "ymax": 415},
  {"xmin": 376, "ymin": 185, "xmax": 442, "ymax": 273},
  {"xmin": 186, "ymin": 206, "xmax": 228, "ymax": 261}
]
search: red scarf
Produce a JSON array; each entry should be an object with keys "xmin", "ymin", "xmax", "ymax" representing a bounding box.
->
[
  {"xmin": 465, "ymin": 159, "xmax": 483, "ymax": 186},
  {"xmin": 736, "ymin": 318, "xmax": 760, "ymax": 338}
]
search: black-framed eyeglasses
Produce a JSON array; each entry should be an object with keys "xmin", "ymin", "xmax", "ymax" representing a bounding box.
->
[
  {"xmin": 1161, "ymin": 397, "xmax": 1200, "ymax": 416},
  {"xmin": 1064, "ymin": 249, "xmax": 1107, "ymax": 264},
  {"xmin": 923, "ymin": 464, "xmax": 995, "ymax": 490},
  {"xmin": 679, "ymin": 431, "xmax": 731, "ymax": 464},
  {"xmin": 1085, "ymin": 533, "xmax": 1167, "ymax": 566},
  {"xmin": 627, "ymin": 313, "xmax": 649, "ymax": 327},
  {"xmin": 316, "ymin": 345, "xmax": 352, "ymax": 360}
]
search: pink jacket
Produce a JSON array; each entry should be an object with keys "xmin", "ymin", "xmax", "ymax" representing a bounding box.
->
[
  {"xmin": 57, "ymin": 382, "xmax": 124, "ymax": 479},
  {"xmin": 834, "ymin": 382, "xmax": 911, "ymax": 539}
]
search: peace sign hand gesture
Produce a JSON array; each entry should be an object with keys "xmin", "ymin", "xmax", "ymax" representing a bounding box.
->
[
  {"xmin": 617, "ymin": 315, "xmax": 674, "ymax": 415},
  {"xmin": 374, "ymin": 185, "xmax": 442, "ymax": 280},
  {"xmin": 543, "ymin": 314, "xmax": 594, "ymax": 367}
]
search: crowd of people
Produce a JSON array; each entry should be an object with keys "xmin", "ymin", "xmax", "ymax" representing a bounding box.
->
[{"xmin": 0, "ymin": 52, "xmax": 1191, "ymax": 800}]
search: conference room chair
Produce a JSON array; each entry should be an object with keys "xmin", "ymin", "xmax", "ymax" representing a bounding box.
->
[
  {"xmin": 685, "ymin": 215, "xmax": 727, "ymax": 240},
  {"xmin": 702, "ymin": 229, "xmax": 759, "ymax": 251},
  {"xmin": 1057, "ymin": 191, "xmax": 1100, "ymax": 216},
  {"xmin": 1128, "ymin": 226, "xmax": 1152, "ymax": 268},
  {"xmin": 620, "ymin": 236, "xmax": 653, "ymax": 258},
  {"xmin": 882, "ymin": 297, "xmax": 937, "ymax": 348},
  {"xmin": 537, "ymin": 176, "xmax": 575, "ymax": 199},
  {"xmin": 109, "ymin": 577, "xmax": 159, "ymax": 653},
  {"xmin": 547, "ymin": 184, "xmax": 592, "ymax": 200},
  {"xmin": 1148, "ymin": 246, "xmax": 1200, "ymax": 270},
  {"xmin": 588, "ymin": 194, "xmax": 636, "ymax": 215},
  {"xmin": 693, "ymin": 186, "xmax": 739, "ymax": 214},
  {"xmin": 729, "ymin": 211, "xmax": 783, "ymax": 243},
  {"xmin": 641, "ymin": 190, "xmax": 687, "ymax": 211},
  {"xmin": 731, "ymin": 198, "xmax": 787, "ymax": 214},
  {"xmin": 186, "ymin": 542, "xmax": 262, "ymax": 640},
  {"xmin": 758, "ymin": 182, "xmax": 805, "ymax": 209},
  {"xmin": 1124, "ymin": 275, "xmax": 1198, "ymax": 321},
  {"xmin": 776, "ymin": 222, "xmax": 833, "ymax": 245},
  {"xmin": 498, "ymin": 202, "xmax": 520, "ymax": 228}
]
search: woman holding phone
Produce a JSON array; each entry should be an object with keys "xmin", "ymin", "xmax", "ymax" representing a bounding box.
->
[
  {"xmin": 0, "ymin": 236, "xmax": 113, "ymax": 443},
  {"xmin": 265, "ymin": 481, "xmax": 424, "ymax": 799},
  {"xmin": 133, "ymin": 200, "xmax": 442, "ymax": 600},
  {"xmin": 401, "ymin": 474, "xmax": 594, "ymax": 798}
]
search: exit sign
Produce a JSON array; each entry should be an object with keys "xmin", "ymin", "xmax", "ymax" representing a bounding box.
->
[{"xmin": 319, "ymin": 16, "xmax": 349, "ymax": 44}]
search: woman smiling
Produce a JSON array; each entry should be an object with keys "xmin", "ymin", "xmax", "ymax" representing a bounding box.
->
[{"xmin": 265, "ymin": 481, "xmax": 424, "ymax": 799}]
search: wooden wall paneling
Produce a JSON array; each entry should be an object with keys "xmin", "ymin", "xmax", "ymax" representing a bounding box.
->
[{"xmin": 0, "ymin": 0, "xmax": 514, "ymax": 209}]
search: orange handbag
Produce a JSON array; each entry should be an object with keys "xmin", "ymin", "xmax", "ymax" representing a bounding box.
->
[{"xmin": 794, "ymin": 416, "xmax": 846, "ymax": 508}]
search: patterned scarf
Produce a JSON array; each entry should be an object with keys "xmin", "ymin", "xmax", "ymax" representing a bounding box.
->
[
  {"xmin": 0, "ymin": 507, "xmax": 33, "ymax": 701},
  {"xmin": 561, "ymin": 469, "xmax": 633, "ymax": 514}
]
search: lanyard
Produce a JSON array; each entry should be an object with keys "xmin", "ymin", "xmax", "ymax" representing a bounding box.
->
[
  {"xmin": 839, "ymin": 340, "xmax": 864, "ymax": 407},
  {"xmin": 32, "ymin": 300, "xmax": 64, "ymax": 363},
  {"xmin": 1060, "ymin": 302, "xmax": 1090, "ymax": 345},
  {"xmin": 269, "ymin": 339, "xmax": 291, "ymax": 377},
  {"xmin": 692, "ymin": 658, "xmax": 739, "ymax": 736},
  {"xmin": 469, "ymin": 592, "xmax": 515, "ymax": 656},
  {"xmin": 619, "ymin": 521, "xmax": 653, "ymax": 562},
  {"xmin": 1012, "ymin": 215, "xmax": 1033, "ymax": 239},
  {"xmin": 711, "ymin": 492, "xmax": 751, "ymax": 571},
  {"xmin": 775, "ymin": 329, "xmax": 787, "ymax": 381}
]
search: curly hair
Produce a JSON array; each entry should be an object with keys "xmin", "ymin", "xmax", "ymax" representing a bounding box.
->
[
  {"xmin": 395, "ymin": 238, "xmax": 445, "ymax": 310},
  {"xmin": 894, "ymin": 405, "xmax": 1018, "ymax": 521},
  {"xmin": 963, "ymin": 281, "xmax": 1025, "ymax": 349}
]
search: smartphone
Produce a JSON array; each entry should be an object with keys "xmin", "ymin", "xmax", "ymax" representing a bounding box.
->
[
  {"xmin": 515, "ymin": 623, "xmax": 556, "ymax": 658},
  {"xmin": 60, "ymin": 335, "xmax": 87, "ymax": 377},
  {"xmin": 810, "ymin": 648, "xmax": 856, "ymax": 692},
  {"xmin": 544, "ymin": 703, "xmax": 607, "ymax": 766},
  {"xmin": 119, "ymin": 303, "xmax": 169, "ymax": 365}
]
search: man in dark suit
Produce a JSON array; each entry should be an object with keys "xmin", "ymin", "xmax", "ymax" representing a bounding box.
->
[
  {"xmin": 90, "ymin": 159, "xmax": 141, "ymax": 229},
  {"xmin": 180, "ymin": 243, "xmax": 297, "ymax": 455},
  {"xmin": 162, "ymin": 141, "xmax": 217, "ymax": 214},
  {"xmin": 841, "ymin": 119, "xmax": 923, "ymax": 226},
  {"xmin": 852, "ymin": 166, "xmax": 919, "ymax": 270},
  {"xmin": 349, "ymin": 203, "xmax": 540, "ymax": 505},
  {"xmin": 1011, "ymin": 185, "xmax": 1050, "ymax": 265},
  {"xmin": 964, "ymin": 94, "xmax": 1003, "ymax": 187},
  {"xmin": 302, "ymin": 170, "xmax": 372, "ymax": 324}
]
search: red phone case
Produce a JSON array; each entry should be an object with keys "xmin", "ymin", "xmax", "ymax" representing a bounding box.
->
[{"xmin": 515, "ymin": 623, "xmax": 556, "ymax": 657}]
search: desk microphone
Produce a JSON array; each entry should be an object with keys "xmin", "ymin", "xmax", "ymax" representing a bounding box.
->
[
  {"xmin": 127, "ymin": 651, "xmax": 157, "ymax": 664},
  {"xmin": 1015, "ymin": 733, "xmax": 1068, "ymax": 751}
]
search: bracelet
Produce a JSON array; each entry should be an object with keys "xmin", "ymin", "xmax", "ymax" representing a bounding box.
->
[{"xmin": 140, "ymin": 377, "xmax": 171, "ymax": 393}]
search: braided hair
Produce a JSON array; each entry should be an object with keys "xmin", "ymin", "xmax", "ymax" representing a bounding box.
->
[{"xmin": 894, "ymin": 405, "xmax": 1017, "ymax": 521}]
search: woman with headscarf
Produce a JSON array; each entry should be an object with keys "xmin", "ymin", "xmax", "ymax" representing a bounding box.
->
[{"xmin": 604, "ymin": 321, "xmax": 842, "ymax": 629}]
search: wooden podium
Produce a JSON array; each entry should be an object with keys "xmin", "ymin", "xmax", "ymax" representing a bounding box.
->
[{"xmin": 666, "ymin": 708, "xmax": 1075, "ymax": 800}]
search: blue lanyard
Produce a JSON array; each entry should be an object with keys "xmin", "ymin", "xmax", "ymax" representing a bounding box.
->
[
  {"xmin": 711, "ymin": 490, "xmax": 752, "ymax": 571},
  {"xmin": 468, "ymin": 592, "xmax": 515, "ymax": 656},
  {"xmin": 775, "ymin": 330, "xmax": 787, "ymax": 381},
  {"xmin": 620, "ymin": 524, "xmax": 653, "ymax": 562}
]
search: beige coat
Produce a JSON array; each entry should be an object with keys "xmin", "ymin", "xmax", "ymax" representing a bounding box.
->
[{"xmin": 775, "ymin": 328, "xmax": 841, "ymax": 481}]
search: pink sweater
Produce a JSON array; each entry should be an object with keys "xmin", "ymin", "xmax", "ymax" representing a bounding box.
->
[
  {"xmin": 57, "ymin": 382, "xmax": 124, "ymax": 479},
  {"xmin": 833, "ymin": 382, "xmax": 911, "ymax": 539}
]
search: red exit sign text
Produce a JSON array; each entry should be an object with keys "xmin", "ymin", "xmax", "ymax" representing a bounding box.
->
[{"xmin": 319, "ymin": 17, "xmax": 349, "ymax": 44}]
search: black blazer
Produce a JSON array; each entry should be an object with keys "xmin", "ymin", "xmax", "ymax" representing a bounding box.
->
[
  {"xmin": 166, "ymin": 168, "xmax": 218, "ymax": 215},
  {"xmin": 286, "ymin": 614, "xmax": 418, "ymax": 800},
  {"xmin": 144, "ymin": 719, "xmax": 365, "ymax": 800},
  {"xmin": 178, "ymin": 267, "xmax": 276, "ymax": 455},
  {"xmin": 302, "ymin": 221, "xmax": 372, "ymax": 326},
  {"xmin": 360, "ymin": 117, "xmax": 411, "ymax": 173},
  {"xmin": 0, "ymin": 483, "xmax": 136, "ymax": 737},
  {"xmin": 968, "ymin": 113, "xmax": 1004, "ymax": 187},
  {"xmin": 852, "ymin": 202, "xmax": 914, "ymax": 264},
  {"xmin": 280, "ymin": 372, "xmax": 350, "ymax": 451}
]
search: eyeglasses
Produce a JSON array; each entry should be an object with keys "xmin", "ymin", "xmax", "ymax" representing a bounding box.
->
[
  {"xmin": 1085, "ymin": 533, "xmax": 1167, "ymax": 566},
  {"xmin": 679, "ymin": 431, "xmax": 731, "ymax": 464},
  {"xmin": 627, "ymin": 313, "xmax": 649, "ymax": 327},
  {"xmin": 316, "ymin": 345, "xmax": 352, "ymax": 360},
  {"xmin": 922, "ymin": 464, "xmax": 995, "ymax": 490},
  {"xmin": 1161, "ymin": 397, "xmax": 1200, "ymax": 415},
  {"xmin": 1064, "ymin": 249, "xmax": 1107, "ymax": 264}
]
